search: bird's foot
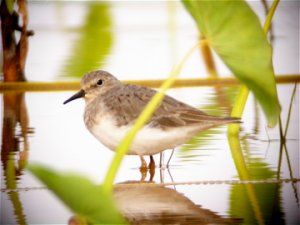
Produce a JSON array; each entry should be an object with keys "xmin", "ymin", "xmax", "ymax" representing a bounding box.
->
[
  {"xmin": 139, "ymin": 155, "xmax": 155, "ymax": 182},
  {"xmin": 148, "ymin": 155, "xmax": 155, "ymax": 181},
  {"xmin": 139, "ymin": 156, "xmax": 148, "ymax": 181}
]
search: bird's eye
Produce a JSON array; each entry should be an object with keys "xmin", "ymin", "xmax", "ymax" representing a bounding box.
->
[{"xmin": 97, "ymin": 79, "xmax": 103, "ymax": 86}]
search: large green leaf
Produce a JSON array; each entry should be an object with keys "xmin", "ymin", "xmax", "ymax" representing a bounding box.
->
[
  {"xmin": 27, "ymin": 164, "xmax": 127, "ymax": 225},
  {"xmin": 182, "ymin": 0, "xmax": 280, "ymax": 126}
]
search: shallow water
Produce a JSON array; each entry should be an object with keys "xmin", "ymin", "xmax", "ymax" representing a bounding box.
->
[
  {"xmin": 1, "ymin": 83, "xmax": 299, "ymax": 224},
  {"xmin": 1, "ymin": 1, "xmax": 299, "ymax": 224}
]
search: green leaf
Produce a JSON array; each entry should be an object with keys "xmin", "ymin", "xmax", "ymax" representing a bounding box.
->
[
  {"xmin": 27, "ymin": 164, "xmax": 127, "ymax": 225},
  {"xmin": 5, "ymin": 0, "xmax": 14, "ymax": 14},
  {"xmin": 182, "ymin": 0, "xmax": 280, "ymax": 127}
]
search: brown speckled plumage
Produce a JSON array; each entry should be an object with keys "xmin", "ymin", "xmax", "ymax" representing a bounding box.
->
[{"xmin": 80, "ymin": 71, "xmax": 239, "ymax": 129}]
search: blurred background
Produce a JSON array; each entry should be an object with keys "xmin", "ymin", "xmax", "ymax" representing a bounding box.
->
[
  {"xmin": 1, "ymin": 1, "xmax": 298, "ymax": 82},
  {"xmin": 0, "ymin": 1, "xmax": 299, "ymax": 224}
]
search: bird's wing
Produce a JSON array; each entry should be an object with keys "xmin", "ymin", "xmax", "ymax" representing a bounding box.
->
[
  {"xmin": 103, "ymin": 84, "xmax": 157, "ymax": 126},
  {"xmin": 149, "ymin": 92, "xmax": 240, "ymax": 129},
  {"xmin": 103, "ymin": 84, "xmax": 238, "ymax": 128},
  {"xmin": 150, "ymin": 109, "xmax": 240, "ymax": 130}
]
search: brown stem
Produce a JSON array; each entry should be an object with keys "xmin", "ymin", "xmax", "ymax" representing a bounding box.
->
[{"xmin": 0, "ymin": 0, "xmax": 33, "ymax": 81}]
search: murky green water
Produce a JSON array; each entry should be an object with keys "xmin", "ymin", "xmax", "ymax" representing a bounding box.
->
[{"xmin": 1, "ymin": 1, "xmax": 299, "ymax": 225}]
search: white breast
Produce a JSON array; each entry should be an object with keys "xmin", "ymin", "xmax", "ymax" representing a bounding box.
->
[{"xmin": 87, "ymin": 114, "xmax": 197, "ymax": 156}]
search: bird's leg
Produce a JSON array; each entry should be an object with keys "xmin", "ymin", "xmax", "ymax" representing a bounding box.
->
[
  {"xmin": 139, "ymin": 155, "xmax": 147, "ymax": 182},
  {"xmin": 166, "ymin": 149, "xmax": 175, "ymax": 168},
  {"xmin": 139, "ymin": 155, "xmax": 147, "ymax": 169},
  {"xmin": 148, "ymin": 155, "xmax": 155, "ymax": 168},
  {"xmin": 159, "ymin": 151, "xmax": 164, "ymax": 168},
  {"xmin": 148, "ymin": 155, "xmax": 155, "ymax": 181}
]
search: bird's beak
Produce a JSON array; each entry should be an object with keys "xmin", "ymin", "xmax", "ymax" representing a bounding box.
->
[{"xmin": 63, "ymin": 89, "xmax": 85, "ymax": 104}]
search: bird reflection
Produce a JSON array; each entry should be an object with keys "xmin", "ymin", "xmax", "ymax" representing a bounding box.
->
[
  {"xmin": 110, "ymin": 181, "xmax": 241, "ymax": 224},
  {"xmin": 114, "ymin": 181, "xmax": 241, "ymax": 225}
]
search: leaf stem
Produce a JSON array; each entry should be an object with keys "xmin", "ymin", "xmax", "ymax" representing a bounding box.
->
[
  {"xmin": 103, "ymin": 43, "xmax": 200, "ymax": 193},
  {"xmin": 284, "ymin": 83, "xmax": 297, "ymax": 137},
  {"xmin": 228, "ymin": 85, "xmax": 249, "ymax": 134},
  {"xmin": 200, "ymin": 37, "xmax": 218, "ymax": 78},
  {"xmin": 263, "ymin": 0, "xmax": 280, "ymax": 33}
]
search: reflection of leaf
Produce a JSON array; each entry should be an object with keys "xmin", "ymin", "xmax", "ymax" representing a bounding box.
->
[
  {"xmin": 182, "ymin": 0, "xmax": 280, "ymax": 126},
  {"xmin": 179, "ymin": 86, "xmax": 238, "ymax": 155},
  {"xmin": 62, "ymin": 2, "xmax": 113, "ymax": 78},
  {"xmin": 4, "ymin": 154, "xmax": 27, "ymax": 225},
  {"xmin": 228, "ymin": 134, "xmax": 284, "ymax": 225},
  {"xmin": 230, "ymin": 183, "xmax": 283, "ymax": 225},
  {"xmin": 28, "ymin": 164, "xmax": 127, "ymax": 225},
  {"xmin": 180, "ymin": 128, "xmax": 221, "ymax": 154}
]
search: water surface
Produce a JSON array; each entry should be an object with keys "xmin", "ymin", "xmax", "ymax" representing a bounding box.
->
[{"xmin": 1, "ymin": 1, "xmax": 299, "ymax": 224}]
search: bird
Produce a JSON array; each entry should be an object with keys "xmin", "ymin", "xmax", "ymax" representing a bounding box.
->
[{"xmin": 63, "ymin": 70, "xmax": 240, "ymax": 169}]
